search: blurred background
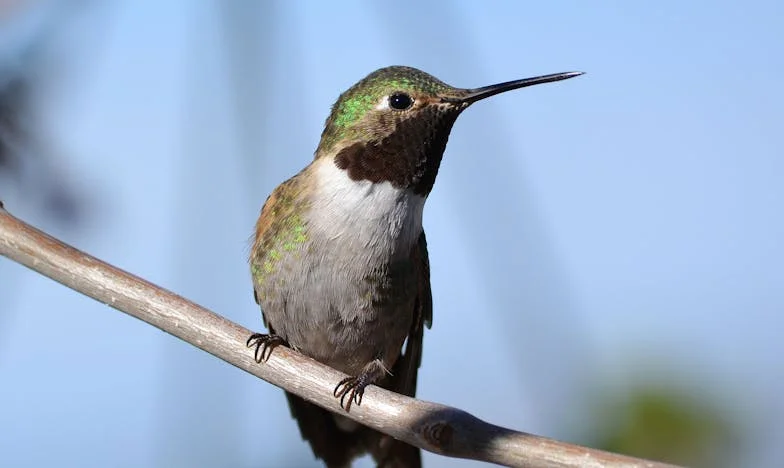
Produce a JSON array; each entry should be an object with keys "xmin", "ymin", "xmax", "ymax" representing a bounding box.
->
[{"xmin": 1, "ymin": 1, "xmax": 782, "ymax": 467}]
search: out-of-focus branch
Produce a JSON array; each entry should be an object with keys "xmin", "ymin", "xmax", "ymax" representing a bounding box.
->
[{"xmin": 0, "ymin": 204, "xmax": 681, "ymax": 468}]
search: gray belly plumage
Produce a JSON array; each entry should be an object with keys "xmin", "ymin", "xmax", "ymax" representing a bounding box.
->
[{"xmin": 256, "ymin": 232, "xmax": 417, "ymax": 375}]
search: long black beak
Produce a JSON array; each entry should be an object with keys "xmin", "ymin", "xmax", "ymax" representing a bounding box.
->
[{"xmin": 442, "ymin": 71, "xmax": 584, "ymax": 105}]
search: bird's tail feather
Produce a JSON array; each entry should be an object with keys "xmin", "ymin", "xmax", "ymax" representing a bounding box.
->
[{"xmin": 285, "ymin": 392, "xmax": 421, "ymax": 468}]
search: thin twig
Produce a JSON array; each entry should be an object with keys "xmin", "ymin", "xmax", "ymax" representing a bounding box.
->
[{"xmin": 0, "ymin": 204, "xmax": 681, "ymax": 468}]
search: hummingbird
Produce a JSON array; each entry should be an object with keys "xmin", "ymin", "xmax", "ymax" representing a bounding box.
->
[{"xmin": 247, "ymin": 66, "xmax": 582, "ymax": 467}]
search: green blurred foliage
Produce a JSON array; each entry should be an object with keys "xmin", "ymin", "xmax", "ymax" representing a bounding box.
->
[{"xmin": 586, "ymin": 383, "xmax": 742, "ymax": 468}]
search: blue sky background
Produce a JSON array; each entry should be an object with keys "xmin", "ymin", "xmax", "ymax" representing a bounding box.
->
[{"xmin": 1, "ymin": 1, "xmax": 782, "ymax": 467}]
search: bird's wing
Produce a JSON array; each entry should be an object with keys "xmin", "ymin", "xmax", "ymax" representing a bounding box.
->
[
  {"xmin": 366, "ymin": 231, "xmax": 431, "ymax": 467},
  {"xmin": 392, "ymin": 231, "xmax": 432, "ymax": 398}
]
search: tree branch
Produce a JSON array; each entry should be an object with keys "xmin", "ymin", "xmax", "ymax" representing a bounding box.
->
[{"xmin": 0, "ymin": 204, "xmax": 680, "ymax": 468}]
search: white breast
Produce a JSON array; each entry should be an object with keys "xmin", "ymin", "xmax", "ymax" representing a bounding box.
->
[{"xmin": 309, "ymin": 157, "xmax": 425, "ymax": 258}]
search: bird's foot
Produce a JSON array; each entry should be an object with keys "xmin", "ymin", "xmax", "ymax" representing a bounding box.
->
[
  {"xmin": 246, "ymin": 333, "xmax": 286, "ymax": 363},
  {"xmin": 333, "ymin": 359, "xmax": 388, "ymax": 412}
]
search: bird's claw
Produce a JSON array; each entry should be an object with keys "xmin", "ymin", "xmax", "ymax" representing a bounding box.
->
[
  {"xmin": 333, "ymin": 374, "xmax": 370, "ymax": 412},
  {"xmin": 246, "ymin": 333, "xmax": 285, "ymax": 363}
]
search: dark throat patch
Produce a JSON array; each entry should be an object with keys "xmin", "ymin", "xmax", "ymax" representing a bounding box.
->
[{"xmin": 333, "ymin": 107, "xmax": 459, "ymax": 196}]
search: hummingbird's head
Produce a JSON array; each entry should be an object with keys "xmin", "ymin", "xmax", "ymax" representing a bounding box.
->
[{"xmin": 317, "ymin": 66, "xmax": 582, "ymax": 196}]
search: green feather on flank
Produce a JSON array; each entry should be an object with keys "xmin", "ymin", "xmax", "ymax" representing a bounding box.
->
[
  {"xmin": 292, "ymin": 224, "xmax": 307, "ymax": 243},
  {"xmin": 252, "ymin": 215, "xmax": 309, "ymax": 283}
]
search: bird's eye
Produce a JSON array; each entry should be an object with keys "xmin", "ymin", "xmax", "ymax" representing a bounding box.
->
[{"xmin": 388, "ymin": 92, "xmax": 413, "ymax": 110}]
